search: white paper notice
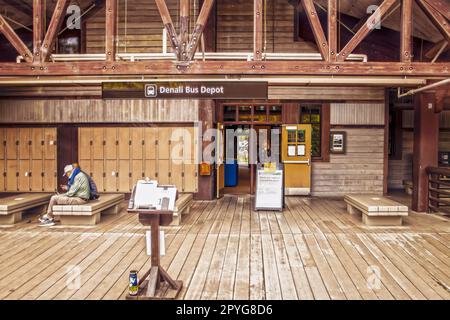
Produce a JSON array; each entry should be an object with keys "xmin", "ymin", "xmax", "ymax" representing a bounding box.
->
[{"xmin": 255, "ymin": 169, "xmax": 283, "ymax": 211}]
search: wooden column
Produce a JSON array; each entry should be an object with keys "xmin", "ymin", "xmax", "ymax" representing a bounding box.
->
[
  {"xmin": 412, "ymin": 92, "xmax": 439, "ymax": 212},
  {"xmin": 253, "ymin": 0, "xmax": 263, "ymax": 60},
  {"xmin": 180, "ymin": 0, "xmax": 190, "ymax": 60},
  {"xmin": 199, "ymin": 0, "xmax": 216, "ymax": 52},
  {"xmin": 196, "ymin": 100, "xmax": 215, "ymax": 200},
  {"xmin": 328, "ymin": 0, "xmax": 338, "ymax": 62},
  {"xmin": 33, "ymin": 0, "xmax": 45, "ymax": 63},
  {"xmin": 41, "ymin": 0, "xmax": 70, "ymax": 62},
  {"xmin": 105, "ymin": 0, "xmax": 117, "ymax": 62},
  {"xmin": 400, "ymin": 0, "xmax": 413, "ymax": 62}
]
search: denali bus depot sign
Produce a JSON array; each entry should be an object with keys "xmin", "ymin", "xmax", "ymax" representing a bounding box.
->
[{"xmin": 102, "ymin": 81, "xmax": 268, "ymax": 99}]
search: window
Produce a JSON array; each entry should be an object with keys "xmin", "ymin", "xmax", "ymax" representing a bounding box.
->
[{"xmin": 300, "ymin": 105, "xmax": 322, "ymax": 158}]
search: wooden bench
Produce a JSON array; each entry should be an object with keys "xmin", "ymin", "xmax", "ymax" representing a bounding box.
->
[
  {"xmin": 171, "ymin": 194, "xmax": 194, "ymax": 226},
  {"xmin": 0, "ymin": 193, "xmax": 52, "ymax": 225},
  {"xmin": 53, "ymin": 194, "xmax": 125, "ymax": 225},
  {"xmin": 344, "ymin": 195, "xmax": 409, "ymax": 226},
  {"xmin": 403, "ymin": 180, "xmax": 413, "ymax": 195}
]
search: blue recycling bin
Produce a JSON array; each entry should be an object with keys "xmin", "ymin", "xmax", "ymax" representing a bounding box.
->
[{"xmin": 225, "ymin": 160, "xmax": 239, "ymax": 187}]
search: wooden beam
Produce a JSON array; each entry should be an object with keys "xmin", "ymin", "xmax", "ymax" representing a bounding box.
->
[
  {"xmin": 337, "ymin": 0, "xmax": 398, "ymax": 62},
  {"xmin": 400, "ymin": 0, "xmax": 413, "ymax": 62},
  {"xmin": 33, "ymin": 0, "xmax": 45, "ymax": 63},
  {"xmin": 425, "ymin": 40, "xmax": 449, "ymax": 59},
  {"xmin": 199, "ymin": 0, "xmax": 217, "ymax": 52},
  {"xmin": 41, "ymin": 0, "xmax": 70, "ymax": 62},
  {"xmin": 105, "ymin": 0, "xmax": 117, "ymax": 62},
  {"xmin": 0, "ymin": 15, "xmax": 33, "ymax": 62},
  {"xmin": 423, "ymin": 0, "xmax": 450, "ymax": 20},
  {"xmin": 154, "ymin": 0, "xmax": 179, "ymax": 58},
  {"xmin": 416, "ymin": 0, "xmax": 450, "ymax": 44},
  {"xmin": 328, "ymin": 0, "xmax": 338, "ymax": 62},
  {"xmin": 186, "ymin": 0, "xmax": 215, "ymax": 61},
  {"xmin": 2, "ymin": 0, "xmax": 33, "ymax": 18},
  {"xmin": 254, "ymin": 0, "xmax": 263, "ymax": 60},
  {"xmin": 180, "ymin": 0, "xmax": 190, "ymax": 61},
  {"xmin": 301, "ymin": 0, "xmax": 329, "ymax": 61},
  {"xmin": 0, "ymin": 60, "xmax": 448, "ymax": 76}
]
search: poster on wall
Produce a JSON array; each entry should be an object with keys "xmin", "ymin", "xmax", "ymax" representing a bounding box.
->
[
  {"xmin": 330, "ymin": 132, "xmax": 346, "ymax": 154},
  {"xmin": 255, "ymin": 163, "xmax": 284, "ymax": 211}
]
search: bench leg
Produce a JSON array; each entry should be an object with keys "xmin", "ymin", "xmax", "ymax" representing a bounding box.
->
[
  {"xmin": 103, "ymin": 204, "xmax": 120, "ymax": 215},
  {"xmin": 0, "ymin": 212, "xmax": 23, "ymax": 225},
  {"xmin": 347, "ymin": 204, "xmax": 360, "ymax": 215},
  {"xmin": 362, "ymin": 215, "xmax": 403, "ymax": 226},
  {"xmin": 171, "ymin": 212, "xmax": 181, "ymax": 226},
  {"xmin": 58, "ymin": 213, "xmax": 101, "ymax": 226}
]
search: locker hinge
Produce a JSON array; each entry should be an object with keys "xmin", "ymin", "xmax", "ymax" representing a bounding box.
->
[
  {"xmin": 155, "ymin": 140, "xmax": 159, "ymax": 146},
  {"xmin": 16, "ymin": 172, "xmax": 19, "ymax": 177},
  {"xmin": 103, "ymin": 173, "xmax": 106, "ymax": 178},
  {"xmin": 15, "ymin": 141, "xmax": 19, "ymax": 146},
  {"xmin": 41, "ymin": 140, "xmax": 45, "ymax": 146},
  {"xmin": 116, "ymin": 172, "xmax": 119, "ymax": 177},
  {"xmin": 195, "ymin": 172, "xmax": 198, "ymax": 178},
  {"xmin": 129, "ymin": 173, "xmax": 132, "ymax": 178},
  {"xmin": 142, "ymin": 140, "xmax": 145, "ymax": 146},
  {"xmin": 41, "ymin": 172, "xmax": 44, "ymax": 177},
  {"xmin": 129, "ymin": 140, "xmax": 132, "ymax": 146},
  {"xmin": 142, "ymin": 172, "xmax": 145, "ymax": 178},
  {"xmin": 168, "ymin": 172, "xmax": 172, "ymax": 178},
  {"xmin": 103, "ymin": 141, "xmax": 107, "ymax": 146},
  {"xmin": 28, "ymin": 140, "xmax": 32, "ymax": 146},
  {"xmin": 115, "ymin": 141, "xmax": 119, "ymax": 146},
  {"xmin": 3, "ymin": 141, "xmax": 6, "ymax": 146},
  {"xmin": 155, "ymin": 172, "xmax": 158, "ymax": 178},
  {"xmin": 3, "ymin": 172, "xmax": 5, "ymax": 177},
  {"xmin": 90, "ymin": 141, "xmax": 93, "ymax": 146},
  {"xmin": 182, "ymin": 172, "xmax": 185, "ymax": 178}
]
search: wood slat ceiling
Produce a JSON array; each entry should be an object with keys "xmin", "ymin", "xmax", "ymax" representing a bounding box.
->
[{"xmin": 0, "ymin": 0, "xmax": 446, "ymax": 43}]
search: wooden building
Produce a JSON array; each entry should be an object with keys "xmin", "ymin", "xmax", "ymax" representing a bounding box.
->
[{"xmin": 0, "ymin": 0, "xmax": 448, "ymax": 214}]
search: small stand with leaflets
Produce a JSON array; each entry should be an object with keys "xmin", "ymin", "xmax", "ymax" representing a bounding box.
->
[
  {"xmin": 126, "ymin": 180, "xmax": 183, "ymax": 300},
  {"xmin": 254, "ymin": 163, "xmax": 285, "ymax": 212}
]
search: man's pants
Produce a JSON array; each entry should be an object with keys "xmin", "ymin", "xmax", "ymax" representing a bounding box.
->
[{"xmin": 47, "ymin": 195, "xmax": 88, "ymax": 218}]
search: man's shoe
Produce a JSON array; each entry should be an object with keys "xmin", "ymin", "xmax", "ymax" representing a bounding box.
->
[
  {"xmin": 39, "ymin": 219, "xmax": 55, "ymax": 227},
  {"xmin": 38, "ymin": 215, "xmax": 50, "ymax": 223}
]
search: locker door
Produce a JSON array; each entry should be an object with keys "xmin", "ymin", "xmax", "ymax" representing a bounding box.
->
[
  {"xmin": 31, "ymin": 158, "xmax": 43, "ymax": 191},
  {"xmin": 171, "ymin": 163, "xmax": 183, "ymax": 192},
  {"xmin": 117, "ymin": 128, "xmax": 130, "ymax": 192},
  {"xmin": 0, "ymin": 129, "xmax": 4, "ymax": 191},
  {"xmin": 43, "ymin": 159, "xmax": 57, "ymax": 192},
  {"xmin": 19, "ymin": 160, "xmax": 30, "ymax": 191},
  {"xmin": 0, "ymin": 158, "xmax": 4, "ymax": 192},
  {"xmin": 144, "ymin": 127, "xmax": 157, "ymax": 160},
  {"xmin": 118, "ymin": 128, "xmax": 130, "ymax": 160},
  {"xmin": 79, "ymin": 128, "xmax": 92, "ymax": 161},
  {"xmin": 158, "ymin": 160, "xmax": 170, "ymax": 185},
  {"xmin": 5, "ymin": 128, "xmax": 18, "ymax": 160},
  {"xmin": 184, "ymin": 164, "xmax": 198, "ymax": 193},
  {"xmin": 19, "ymin": 128, "xmax": 31, "ymax": 160},
  {"xmin": 118, "ymin": 160, "xmax": 131, "ymax": 192},
  {"xmin": 105, "ymin": 160, "xmax": 118, "ymax": 192},
  {"xmin": 92, "ymin": 159, "xmax": 104, "ymax": 192},
  {"xmin": 170, "ymin": 127, "xmax": 185, "ymax": 163},
  {"xmin": 158, "ymin": 127, "xmax": 171, "ymax": 160},
  {"xmin": 144, "ymin": 160, "xmax": 157, "ymax": 181},
  {"xmin": 132, "ymin": 160, "xmax": 144, "ymax": 188},
  {"xmin": 92, "ymin": 128, "xmax": 105, "ymax": 160},
  {"xmin": 44, "ymin": 128, "xmax": 57, "ymax": 160},
  {"xmin": 6, "ymin": 160, "xmax": 18, "ymax": 191},
  {"xmin": 104, "ymin": 128, "xmax": 117, "ymax": 160},
  {"xmin": 31, "ymin": 128, "xmax": 44, "ymax": 192},
  {"xmin": 79, "ymin": 160, "xmax": 92, "ymax": 178},
  {"xmin": 183, "ymin": 126, "xmax": 198, "ymax": 164}
]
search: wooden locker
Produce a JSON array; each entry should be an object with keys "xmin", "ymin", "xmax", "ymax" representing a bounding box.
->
[
  {"xmin": 43, "ymin": 160, "xmax": 57, "ymax": 192},
  {"xmin": 131, "ymin": 159, "xmax": 144, "ymax": 188},
  {"xmin": 31, "ymin": 159, "xmax": 43, "ymax": 191},
  {"xmin": 92, "ymin": 128, "xmax": 104, "ymax": 160},
  {"xmin": 184, "ymin": 127, "xmax": 198, "ymax": 164},
  {"xmin": 105, "ymin": 159, "xmax": 118, "ymax": 192},
  {"xmin": 158, "ymin": 160, "xmax": 170, "ymax": 185},
  {"xmin": 79, "ymin": 128, "xmax": 92, "ymax": 160},
  {"xmin": 144, "ymin": 127, "xmax": 157, "ymax": 160},
  {"xmin": 131, "ymin": 128, "xmax": 144, "ymax": 160},
  {"xmin": 6, "ymin": 128, "xmax": 18, "ymax": 160},
  {"xmin": 44, "ymin": 128, "xmax": 57, "ymax": 160},
  {"xmin": 118, "ymin": 160, "xmax": 131, "ymax": 192},
  {"xmin": 104, "ymin": 128, "xmax": 117, "ymax": 160},
  {"xmin": 18, "ymin": 160, "xmax": 30, "ymax": 191},
  {"xmin": 19, "ymin": 128, "xmax": 31, "ymax": 160},
  {"xmin": 92, "ymin": 159, "xmax": 104, "ymax": 192},
  {"xmin": 118, "ymin": 127, "xmax": 130, "ymax": 160},
  {"xmin": 170, "ymin": 128, "xmax": 185, "ymax": 162},
  {"xmin": 0, "ymin": 159, "xmax": 5, "ymax": 191},
  {"xmin": 78, "ymin": 160, "xmax": 91, "ymax": 177},
  {"xmin": 31, "ymin": 128, "xmax": 44, "ymax": 160},
  {"xmin": 158, "ymin": 127, "xmax": 171, "ymax": 160},
  {"xmin": 171, "ymin": 163, "xmax": 183, "ymax": 192},
  {"xmin": 0, "ymin": 128, "xmax": 5, "ymax": 160},
  {"xmin": 184, "ymin": 164, "xmax": 198, "ymax": 193},
  {"xmin": 144, "ymin": 160, "xmax": 157, "ymax": 181},
  {"xmin": 6, "ymin": 160, "xmax": 18, "ymax": 191}
]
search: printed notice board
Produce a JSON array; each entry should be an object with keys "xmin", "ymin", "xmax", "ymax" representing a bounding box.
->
[{"xmin": 255, "ymin": 164, "xmax": 284, "ymax": 211}]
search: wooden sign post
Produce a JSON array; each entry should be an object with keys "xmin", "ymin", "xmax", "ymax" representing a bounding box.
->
[{"xmin": 126, "ymin": 209, "xmax": 182, "ymax": 300}]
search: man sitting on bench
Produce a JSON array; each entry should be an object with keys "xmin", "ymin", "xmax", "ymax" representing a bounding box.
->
[{"xmin": 39, "ymin": 164, "xmax": 91, "ymax": 227}]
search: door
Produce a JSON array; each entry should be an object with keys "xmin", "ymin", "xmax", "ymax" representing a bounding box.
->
[
  {"xmin": 282, "ymin": 124, "xmax": 312, "ymax": 195},
  {"xmin": 216, "ymin": 123, "xmax": 225, "ymax": 198}
]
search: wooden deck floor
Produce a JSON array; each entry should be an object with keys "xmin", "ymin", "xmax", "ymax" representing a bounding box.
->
[{"xmin": 0, "ymin": 195, "xmax": 449, "ymax": 300}]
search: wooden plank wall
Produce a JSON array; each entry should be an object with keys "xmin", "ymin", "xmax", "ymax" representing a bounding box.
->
[
  {"xmin": 311, "ymin": 102, "xmax": 385, "ymax": 197},
  {"xmin": 0, "ymin": 99, "xmax": 199, "ymax": 123},
  {"xmin": 269, "ymin": 87, "xmax": 385, "ymax": 101},
  {"xmin": 217, "ymin": 0, "xmax": 317, "ymax": 53},
  {"xmin": 86, "ymin": 0, "xmax": 198, "ymax": 53}
]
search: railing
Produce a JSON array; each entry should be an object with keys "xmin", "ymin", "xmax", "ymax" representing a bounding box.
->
[{"xmin": 426, "ymin": 167, "xmax": 450, "ymax": 214}]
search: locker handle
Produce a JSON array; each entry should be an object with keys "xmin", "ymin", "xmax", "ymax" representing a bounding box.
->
[
  {"xmin": 41, "ymin": 140, "xmax": 45, "ymax": 146},
  {"xmin": 41, "ymin": 172, "xmax": 45, "ymax": 177},
  {"xmin": 129, "ymin": 141, "xmax": 132, "ymax": 146},
  {"xmin": 15, "ymin": 141, "xmax": 19, "ymax": 146},
  {"xmin": 16, "ymin": 172, "xmax": 19, "ymax": 177},
  {"xmin": 28, "ymin": 141, "xmax": 32, "ymax": 146},
  {"xmin": 129, "ymin": 173, "xmax": 132, "ymax": 178}
]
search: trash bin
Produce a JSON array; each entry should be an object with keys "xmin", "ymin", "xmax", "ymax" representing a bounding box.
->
[{"xmin": 225, "ymin": 160, "xmax": 239, "ymax": 187}]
